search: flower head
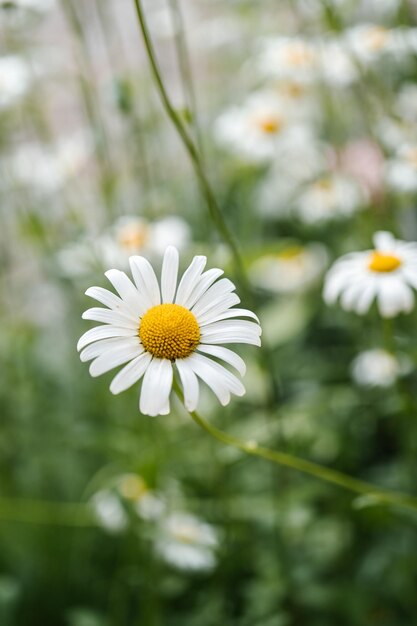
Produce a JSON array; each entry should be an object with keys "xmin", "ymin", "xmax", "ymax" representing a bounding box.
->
[
  {"xmin": 323, "ymin": 231, "xmax": 417, "ymax": 317},
  {"xmin": 351, "ymin": 349, "xmax": 410, "ymax": 388},
  {"xmin": 156, "ymin": 512, "xmax": 218, "ymax": 571},
  {"xmin": 78, "ymin": 247, "xmax": 261, "ymax": 416}
]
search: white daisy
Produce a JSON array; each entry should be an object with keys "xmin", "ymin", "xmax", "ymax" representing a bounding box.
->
[
  {"xmin": 214, "ymin": 91, "xmax": 311, "ymax": 163},
  {"xmin": 249, "ymin": 243, "xmax": 327, "ymax": 294},
  {"xmin": 344, "ymin": 24, "xmax": 407, "ymax": 64},
  {"xmin": 258, "ymin": 36, "xmax": 319, "ymax": 84},
  {"xmin": 156, "ymin": 512, "xmax": 218, "ymax": 571},
  {"xmin": 323, "ymin": 231, "xmax": 417, "ymax": 318},
  {"xmin": 295, "ymin": 173, "xmax": 366, "ymax": 223},
  {"xmin": 91, "ymin": 490, "xmax": 128, "ymax": 534},
  {"xmin": 77, "ymin": 246, "xmax": 261, "ymax": 416},
  {"xmin": 386, "ymin": 144, "xmax": 417, "ymax": 193},
  {"xmin": 351, "ymin": 349, "xmax": 410, "ymax": 388},
  {"xmin": 0, "ymin": 55, "xmax": 31, "ymax": 109}
]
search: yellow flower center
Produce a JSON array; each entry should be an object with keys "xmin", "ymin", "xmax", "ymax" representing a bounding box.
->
[
  {"xmin": 139, "ymin": 303, "xmax": 200, "ymax": 360},
  {"xmin": 368, "ymin": 251, "xmax": 402, "ymax": 273},
  {"xmin": 364, "ymin": 26, "xmax": 389, "ymax": 51},
  {"xmin": 172, "ymin": 526, "xmax": 200, "ymax": 544},
  {"xmin": 405, "ymin": 148, "xmax": 417, "ymax": 168},
  {"xmin": 256, "ymin": 115, "xmax": 283, "ymax": 134},
  {"xmin": 117, "ymin": 223, "xmax": 148, "ymax": 252},
  {"xmin": 284, "ymin": 44, "xmax": 315, "ymax": 67},
  {"xmin": 119, "ymin": 475, "xmax": 148, "ymax": 501},
  {"xmin": 277, "ymin": 245, "xmax": 304, "ymax": 260}
]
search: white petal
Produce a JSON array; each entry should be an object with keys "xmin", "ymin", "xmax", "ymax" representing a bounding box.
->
[
  {"xmin": 191, "ymin": 278, "xmax": 236, "ymax": 316},
  {"xmin": 197, "ymin": 344, "xmax": 246, "ymax": 376},
  {"xmin": 139, "ymin": 359, "xmax": 173, "ymax": 416},
  {"xmin": 191, "ymin": 353, "xmax": 245, "ymax": 397},
  {"xmin": 200, "ymin": 307, "xmax": 260, "ymax": 326},
  {"xmin": 105, "ymin": 269, "xmax": 145, "ymax": 316},
  {"xmin": 373, "ymin": 231, "xmax": 396, "ymax": 251},
  {"xmin": 176, "ymin": 359, "xmax": 200, "ymax": 411},
  {"xmin": 85, "ymin": 286, "xmax": 125, "ymax": 311},
  {"xmin": 161, "ymin": 246, "xmax": 179, "ymax": 303},
  {"xmin": 194, "ymin": 294, "xmax": 241, "ymax": 326},
  {"xmin": 110, "ymin": 352, "xmax": 152, "ymax": 394},
  {"xmin": 129, "ymin": 256, "xmax": 161, "ymax": 308},
  {"xmin": 354, "ymin": 281, "xmax": 377, "ymax": 314},
  {"xmin": 89, "ymin": 343, "xmax": 144, "ymax": 377},
  {"xmin": 181, "ymin": 268, "xmax": 224, "ymax": 310},
  {"xmin": 376, "ymin": 277, "xmax": 414, "ymax": 318},
  {"xmin": 77, "ymin": 325, "xmax": 137, "ymax": 352},
  {"xmin": 186, "ymin": 353, "xmax": 230, "ymax": 406},
  {"xmin": 80, "ymin": 337, "xmax": 141, "ymax": 362},
  {"xmin": 175, "ymin": 255, "xmax": 207, "ymax": 305},
  {"xmin": 82, "ymin": 307, "xmax": 138, "ymax": 328},
  {"xmin": 201, "ymin": 320, "xmax": 261, "ymax": 346}
]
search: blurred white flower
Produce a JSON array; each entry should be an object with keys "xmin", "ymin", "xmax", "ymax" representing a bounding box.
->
[
  {"xmin": 10, "ymin": 134, "xmax": 91, "ymax": 193},
  {"xmin": 78, "ymin": 246, "xmax": 261, "ymax": 416},
  {"xmin": 258, "ymin": 36, "xmax": 318, "ymax": 83},
  {"xmin": 351, "ymin": 349, "xmax": 410, "ymax": 387},
  {"xmin": 344, "ymin": 24, "xmax": 406, "ymax": 63},
  {"xmin": 249, "ymin": 243, "xmax": 327, "ymax": 294},
  {"xmin": 324, "ymin": 231, "xmax": 417, "ymax": 318},
  {"xmin": 156, "ymin": 512, "xmax": 218, "ymax": 571},
  {"xmin": 59, "ymin": 215, "xmax": 190, "ymax": 276},
  {"xmin": 0, "ymin": 55, "xmax": 31, "ymax": 109},
  {"xmin": 386, "ymin": 144, "xmax": 417, "ymax": 193},
  {"xmin": 317, "ymin": 40, "xmax": 358, "ymax": 86},
  {"xmin": 91, "ymin": 490, "xmax": 128, "ymax": 534},
  {"xmin": 116, "ymin": 473, "xmax": 166, "ymax": 521},
  {"xmin": 395, "ymin": 83, "xmax": 417, "ymax": 123},
  {"xmin": 257, "ymin": 134, "xmax": 327, "ymax": 217},
  {"xmin": 295, "ymin": 173, "xmax": 365, "ymax": 223},
  {"xmin": 214, "ymin": 91, "xmax": 312, "ymax": 163}
]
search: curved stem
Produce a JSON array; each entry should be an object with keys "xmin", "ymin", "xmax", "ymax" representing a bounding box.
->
[
  {"xmin": 186, "ymin": 406, "xmax": 417, "ymax": 513},
  {"xmin": 131, "ymin": 0, "xmax": 248, "ymax": 293}
]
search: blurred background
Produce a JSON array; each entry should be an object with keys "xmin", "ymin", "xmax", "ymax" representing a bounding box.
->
[{"xmin": 2, "ymin": 0, "xmax": 417, "ymax": 624}]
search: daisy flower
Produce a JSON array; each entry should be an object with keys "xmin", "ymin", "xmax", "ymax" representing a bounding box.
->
[
  {"xmin": 156, "ymin": 512, "xmax": 218, "ymax": 571},
  {"xmin": 258, "ymin": 36, "xmax": 319, "ymax": 83},
  {"xmin": 249, "ymin": 243, "xmax": 327, "ymax": 294},
  {"xmin": 323, "ymin": 231, "xmax": 417, "ymax": 318},
  {"xmin": 214, "ymin": 91, "xmax": 312, "ymax": 163},
  {"xmin": 386, "ymin": 144, "xmax": 417, "ymax": 193},
  {"xmin": 295, "ymin": 173, "xmax": 366, "ymax": 224},
  {"xmin": 351, "ymin": 349, "xmax": 411, "ymax": 388},
  {"xmin": 77, "ymin": 247, "xmax": 261, "ymax": 416}
]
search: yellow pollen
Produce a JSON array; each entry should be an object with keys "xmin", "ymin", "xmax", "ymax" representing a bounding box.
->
[
  {"xmin": 117, "ymin": 223, "xmax": 148, "ymax": 252},
  {"xmin": 172, "ymin": 526, "xmax": 200, "ymax": 544},
  {"xmin": 277, "ymin": 245, "xmax": 304, "ymax": 260},
  {"xmin": 284, "ymin": 45, "xmax": 314, "ymax": 67},
  {"xmin": 119, "ymin": 475, "xmax": 147, "ymax": 501},
  {"xmin": 256, "ymin": 115, "xmax": 283, "ymax": 134},
  {"xmin": 406, "ymin": 148, "xmax": 417, "ymax": 168},
  {"xmin": 368, "ymin": 251, "xmax": 402, "ymax": 273},
  {"xmin": 365, "ymin": 26, "xmax": 389, "ymax": 51},
  {"xmin": 139, "ymin": 303, "xmax": 200, "ymax": 360}
]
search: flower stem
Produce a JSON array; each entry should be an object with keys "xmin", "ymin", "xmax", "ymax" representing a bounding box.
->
[
  {"xmin": 131, "ymin": 0, "xmax": 248, "ymax": 292},
  {"xmin": 184, "ymin": 403, "xmax": 417, "ymax": 513}
]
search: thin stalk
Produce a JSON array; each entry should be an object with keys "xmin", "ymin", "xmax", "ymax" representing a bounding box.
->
[
  {"xmin": 184, "ymin": 403, "xmax": 417, "ymax": 513},
  {"xmin": 0, "ymin": 497, "xmax": 95, "ymax": 527},
  {"xmin": 168, "ymin": 0, "xmax": 204, "ymax": 156},
  {"xmin": 131, "ymin": 0, "xmax": 248, "ymax": 292}
]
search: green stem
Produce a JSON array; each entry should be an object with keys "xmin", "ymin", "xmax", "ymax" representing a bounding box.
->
[
  {"xmin": 185, "ymin": 404, "xmax": 417, "ymax": 513},
  {"xmin": 168, "ymin": 0, "xmax": 204, "ymax": 157},
  {"xmin": 0, "ymin": 498, "xmax": 95, "ymax": 527},
  {"xmin": 131, "ymin": 0, "xmax": 248, "ymax": 292}
]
